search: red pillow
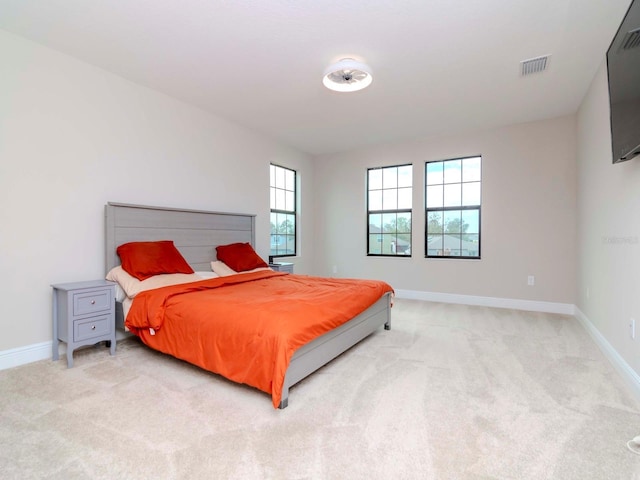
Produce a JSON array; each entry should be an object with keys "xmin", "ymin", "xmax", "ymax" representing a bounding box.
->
[
  {"xmin": 216, "ymin": 242, "xmax": 268, "ymax": 272},
  {"xmin": 116, "ymin": 241, "xmax": 194, "ymax": 280}
]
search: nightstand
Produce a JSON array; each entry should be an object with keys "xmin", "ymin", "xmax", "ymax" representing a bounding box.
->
[
  {"xmin": 51, "ymin": 280, "xmax": 116, "ymax": 368},
  {"xmin": 269, "ymin": 262, "xmax": 294, "ymax": 274}
]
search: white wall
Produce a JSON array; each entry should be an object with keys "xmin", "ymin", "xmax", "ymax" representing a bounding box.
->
[
  {"xmin": 8, "ymin": 25, "xmax": 631, "ymax": 377},
  {"xmin": 0, "ymin": 30, "xmax": 312, "ymax": 353},
  {"xmin": 576, "ymin": 61, "xmax": 640, "ymax": 377},
  {"xmin": 312, "ymin": 116, "xmax": 577, "ymax": 305}
]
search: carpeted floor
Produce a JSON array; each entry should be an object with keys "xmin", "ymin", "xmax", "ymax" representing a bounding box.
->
[{"xmin": 1, "ymin": 298, "xmax": 640, "ymax": 479}]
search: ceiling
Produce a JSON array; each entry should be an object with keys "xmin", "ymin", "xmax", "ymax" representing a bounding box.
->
[{"xmin": 0, "ymin": 0, "xmax": 633, "ymax": 155}]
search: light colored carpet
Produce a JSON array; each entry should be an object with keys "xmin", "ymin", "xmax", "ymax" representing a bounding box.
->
[{"xmin": 2, "ymin": 299, "xmax": 640, "ymax": 479}]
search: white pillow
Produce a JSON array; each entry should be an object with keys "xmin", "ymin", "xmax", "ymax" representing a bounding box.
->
[
  {"xmin": 210, "ymin": 260, "xmax": 237, "ymax": 277},
  {"xmin": 211, "ymin": 260, "xmax": 272, "ymax": 277},
  {"xmin": 106, "ymin": 266, "xmax": 214, "ymax": 298},
  {"xmin": 194, "ymin": 271, "xmax": 219, "ymax": 280}
]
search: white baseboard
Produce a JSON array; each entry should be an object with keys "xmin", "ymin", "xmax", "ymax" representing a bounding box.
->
[
  {"xmin": 394, "ymin": 289, "xmax": 575, "ymax": 315},
  {"xmin": 574, "ymin": 307, "xmax": 640, "ymax": 401},
  {"xmin": 0, "ymin": 292, "xmax": 574, "ymax": 371},
  {"xmin": 394, "ymin": 289, "xmax": 640, "ymax": 401},
  {"xmin": 0, "ymin": 330, "xmax": 130, "ymax": 371},
  {"xmin": 0, "ymin": 341, "xmax": 55, "ymax": 370},
  {"xmin": 3, "ymin": 296, "xmax": 637, "ymax": 402}
]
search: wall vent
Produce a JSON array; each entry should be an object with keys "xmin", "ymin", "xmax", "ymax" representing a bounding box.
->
[
  {"xmin": 520, "ymin": 55, "xmax": 550, "ymax": 76},
  {"xmin": 619, "ymin": 28, "xmax": 640, "ymax": 52}
]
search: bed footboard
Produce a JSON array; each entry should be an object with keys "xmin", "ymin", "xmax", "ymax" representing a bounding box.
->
[{"xmin": 278, "ymin": 292, "xmax": 391, "ymax": 408}]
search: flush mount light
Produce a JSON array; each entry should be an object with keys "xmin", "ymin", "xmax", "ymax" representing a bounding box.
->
[{"xmin": 323, "ymin": 58, "xmax": 373, "ymax": 92}]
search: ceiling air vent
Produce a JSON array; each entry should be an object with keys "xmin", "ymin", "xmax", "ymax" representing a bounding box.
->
[
  {"xmin": 619, "ymin": 27, "xmax": 640, "ymax": 52},
  {"xmin": 520, "ymin": 55, "xmax": 550, "ymax": 76}
]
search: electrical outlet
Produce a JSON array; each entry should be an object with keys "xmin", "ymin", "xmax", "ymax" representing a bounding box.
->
[
  {"xmin": 332, "ymin": 265, "xmax": 338, "ymax": 274},
  {"xmin": 631, "ymin": 318, "xmax": 636, "ymax": 339},
  {"xmin": 527, "ymin": 275, "xmax": 535, "ymax": 286}
]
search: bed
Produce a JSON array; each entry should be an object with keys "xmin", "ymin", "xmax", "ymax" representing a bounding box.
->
[{"xmin": 105, "ymin": 202, "xmax": 393, "ymax": 408}]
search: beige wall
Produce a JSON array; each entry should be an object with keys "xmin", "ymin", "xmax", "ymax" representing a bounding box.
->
[
  {"xmin": 576, "ymin": 61, "xmax": 640, "ymax": 375},
  {"xmin": 312, "ymin": 116, "xmax": 577, "ymax": 304},
  {"xmin": 0, "ymin": 30, "xmax": 312, "ymax": 352}
]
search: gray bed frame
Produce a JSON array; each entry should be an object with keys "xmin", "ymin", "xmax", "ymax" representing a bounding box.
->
[{"xmin": 105, "ymin": 202, "xmax": 391, "ymax": 408}]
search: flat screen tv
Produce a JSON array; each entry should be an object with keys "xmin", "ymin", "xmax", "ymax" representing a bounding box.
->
[{"xmin": 607, "ymin": 0, "xmax": 640, "ymax": 163}]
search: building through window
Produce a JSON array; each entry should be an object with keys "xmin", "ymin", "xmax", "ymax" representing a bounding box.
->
[
  {"xmin": 367, "ymin": 164, "xmax": 412, "ymax": 256},
  {"xmin": 425, "ymin": 156, "xmax": 481, "ymax": 258}
]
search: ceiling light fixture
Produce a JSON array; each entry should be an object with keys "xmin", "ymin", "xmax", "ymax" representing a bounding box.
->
[{"xmin": 323, "ymin": 58, "xmax": 373, "ymax": 93}]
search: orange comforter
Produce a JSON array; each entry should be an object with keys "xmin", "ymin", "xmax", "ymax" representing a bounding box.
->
[{"xmin": 125, "ymin": 270, "xmax": 393, "ymax": 408}]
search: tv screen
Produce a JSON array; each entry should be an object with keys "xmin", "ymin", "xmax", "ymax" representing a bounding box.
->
[{"xmin": 607, "ymin": 0, "xmax": 640, "ymax": 163}]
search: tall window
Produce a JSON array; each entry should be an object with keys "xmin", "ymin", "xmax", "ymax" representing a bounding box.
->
[
  {"xmin": 425, "ymin": 156, "xmax": 481, "ymax": 258},
  {"xmin": 367, "ymin": 164, "xmax": 412, "ymax": 256},
  {"xmin": 270, "ymin": 164, "xmax": 296, "ymax": 258}
]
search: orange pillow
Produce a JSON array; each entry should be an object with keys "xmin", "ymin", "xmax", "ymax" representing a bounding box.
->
[
  {"xmin": 116, "ymin": 240, "xmax": 194, "ymax": 280},
  {"xmin": 216, "ymin": 242, "xmax": 268, "ymax": 272}
]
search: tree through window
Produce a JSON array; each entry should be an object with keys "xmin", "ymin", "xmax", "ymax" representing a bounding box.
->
[{"xmin": 270, "ymin": 164, "xmax": 296, "ymax": 257}]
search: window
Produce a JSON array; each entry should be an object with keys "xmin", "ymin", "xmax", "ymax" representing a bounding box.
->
[
  {"xmin": 367, "ymin": 164, "xmax": 412, "ymax": 256},
  {"xmin": 270, "ymin": 164, "xmax": 296, "ymax": 258},
  {"xmin": 425, "ymin": 156, "xmax": 481, "ymax": 258}
]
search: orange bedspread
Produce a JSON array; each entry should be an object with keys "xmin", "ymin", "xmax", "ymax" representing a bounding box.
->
[{"xmin": 125, "ymin": 270, "xmax": 393, "ymax": 408}]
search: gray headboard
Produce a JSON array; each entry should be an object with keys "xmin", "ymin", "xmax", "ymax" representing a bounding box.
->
[{"xmin": 105, "ymin": 202, "xmax": 256, "ymax": 274}]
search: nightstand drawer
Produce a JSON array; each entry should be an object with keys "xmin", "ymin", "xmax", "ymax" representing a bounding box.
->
[
  {"xmin": 73, "ymin": 289, "xmax": 111, "ymax": 316},
  {"xmin": 74, "ymin": 315, "xmax": 111, "ymax": 342}
]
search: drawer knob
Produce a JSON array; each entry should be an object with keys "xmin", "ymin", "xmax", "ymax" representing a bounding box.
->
[
  {"xmin": 91, "ymin": 300, "xmax": 96, "ymax": 305},
  {"xmin": 91, "ymin": 325, "xmax": 96, "ymax": 330}
]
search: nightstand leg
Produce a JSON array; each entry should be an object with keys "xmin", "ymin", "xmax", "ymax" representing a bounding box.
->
[
  {"xmin": 52, "ymin": 291, "xmax": 59, "ymax": 361},
  {"xmin": 66, "ymin": 349, "xmax": 73, "ymax": 368}
]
